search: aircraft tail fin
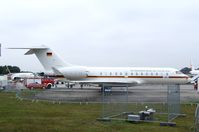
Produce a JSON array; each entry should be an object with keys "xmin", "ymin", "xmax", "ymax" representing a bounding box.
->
[{"xmin": 8, "ymin": 45, "xmax": 72, "ymax": 72}]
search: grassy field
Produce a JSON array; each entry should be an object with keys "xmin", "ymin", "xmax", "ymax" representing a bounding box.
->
[{"xmin": 0, "ymin": 92, "xmax": 197, "ymax": 132}]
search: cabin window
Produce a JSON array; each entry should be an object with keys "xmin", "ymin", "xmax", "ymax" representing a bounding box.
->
[
  {"xmin": 151, "ymin": 73, "xmax": 153, "ymax": 76},
  {"xmin": 120, "ymin": 72, "xmax": 122, "ymax": 75},
  {"xmin": 166, "ymin": 73, "xmax": 169, "ymax": 76},
  {"xmin": 125, "ymin": 73, "xmax": 128, "ymax": 76},
  {"xmin": 146, "ymin": 72, "xmax": 148, "ymax": 76},
  {"xmin": 115, "ymin": 72, "xmax": 117, "ymax": 76},
  {"xmin": 136, "ymin": 72, "xmax": 138, "ymax": 76},
  {"xmin": 131, "ymin": 72, "xmax": 133, "ymax": 76},
  {"xmin": 141, "ymin": 72, "xmax": 143, "ymax": 76},
  {"xmin": 110, "ymin": 72, "xmax": 112, "ymax": 76},
  {"xmin": 156, "ymin": 73, "xmax": 158, "ymax": 76},
  {"xmin": 100, "ymin": 72, "xmax": 102, "ymax": 76}
]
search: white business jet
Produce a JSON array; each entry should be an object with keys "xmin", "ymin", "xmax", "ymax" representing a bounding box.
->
[
  {"xmin": 4, "ymin": 65, "xmax": 35, "ymax": 81},
  {"xmin": 9, "ymin": 45, "xmax": 190, "ymax": 87},
  {"xmin": 10, "ymin": 72, "xmax": 35, "ymax": 80}
]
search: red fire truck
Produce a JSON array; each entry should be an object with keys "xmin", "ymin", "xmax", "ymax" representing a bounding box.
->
[{"xmin": 24, "ymin": 78, "xmax": 55, "ymax": 89}]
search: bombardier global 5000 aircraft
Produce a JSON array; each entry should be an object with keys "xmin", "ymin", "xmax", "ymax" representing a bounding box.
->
[{"xmin": 9, "ymin": 45, "xmax": 191, "ymax": 87}]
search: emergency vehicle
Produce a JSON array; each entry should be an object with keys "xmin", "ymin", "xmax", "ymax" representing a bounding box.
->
[{"xmin": 24, "ymin": 78, "xmax": 54, "ymax": 89}]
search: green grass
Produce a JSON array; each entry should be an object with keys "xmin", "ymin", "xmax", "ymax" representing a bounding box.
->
[{"xmin": 0, "ymin": 92, "xmax": 197, "ymax": 132}]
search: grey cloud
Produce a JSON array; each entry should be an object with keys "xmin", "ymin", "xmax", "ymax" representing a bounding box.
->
[{"xmin": 0, "ymin": 0, "xmax": 199, "ymax": 71}]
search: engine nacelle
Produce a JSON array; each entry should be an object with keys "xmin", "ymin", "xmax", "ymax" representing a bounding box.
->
[{"xmin": 58, "ymin": 66, "xmax": 87, "ymax": 80}]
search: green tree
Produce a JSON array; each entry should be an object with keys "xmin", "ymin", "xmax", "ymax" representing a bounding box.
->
[
  {"xmin": 0, "ymin": 66, "xmax": 3, "ymax": 74},
  {"xmin": 0, "ymin": 65, "xmax": 21, "ymax": 75}
]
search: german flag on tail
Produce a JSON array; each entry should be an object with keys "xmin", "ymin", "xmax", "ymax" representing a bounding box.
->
[{"xmin": 46, "ymin": 52, "xmax": 52, "ymax": 56}]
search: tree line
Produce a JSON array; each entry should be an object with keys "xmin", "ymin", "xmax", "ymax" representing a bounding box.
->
[{"xmin": 0, "ymin": 66, "xmax": 20, "ymax": 75}]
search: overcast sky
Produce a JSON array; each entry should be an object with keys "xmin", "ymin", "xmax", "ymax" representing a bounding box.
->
[{"xmin": 0, "ymin": 0, "xmax": 199, "ymax": 72}]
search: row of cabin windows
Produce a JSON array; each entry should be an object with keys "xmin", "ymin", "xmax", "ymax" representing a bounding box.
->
[{"xmin": 99, "ymin": 72, "xmax": 169, "ymax": 76}]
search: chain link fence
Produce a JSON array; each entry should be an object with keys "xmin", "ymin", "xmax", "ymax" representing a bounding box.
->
[{"xmin": 99, "ymin": 84, "xmax": 182, "ymax": 123}]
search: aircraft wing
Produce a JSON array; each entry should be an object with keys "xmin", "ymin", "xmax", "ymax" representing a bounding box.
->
[{"xmin": 71, "ymin": 78, "xmax": 142, "ymax": 87}]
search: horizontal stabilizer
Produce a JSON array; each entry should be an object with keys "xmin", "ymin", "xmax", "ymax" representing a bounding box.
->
[
  {"xmin": 8, "ymin": 45, "xmax": 49, "ymax": 55},
  {"xmin": 8, "ymin": 45, "xmax": 48, "ymax": 49}
]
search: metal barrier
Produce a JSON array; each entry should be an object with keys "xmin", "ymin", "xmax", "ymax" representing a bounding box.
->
[
  {"xmin": 195, "ymin": 104, "xmax": 199, "ymax": 132},
  {"xmin": 167, "ymin": 84, "xmax": 181, "ymax": 122},
  {"xmin": 99, "ymin": 84, "xmax": 183, "ymax": 124},
  {"xmin": 101, "ymin": 84, "xmax": 128, "ymax": 120}
]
